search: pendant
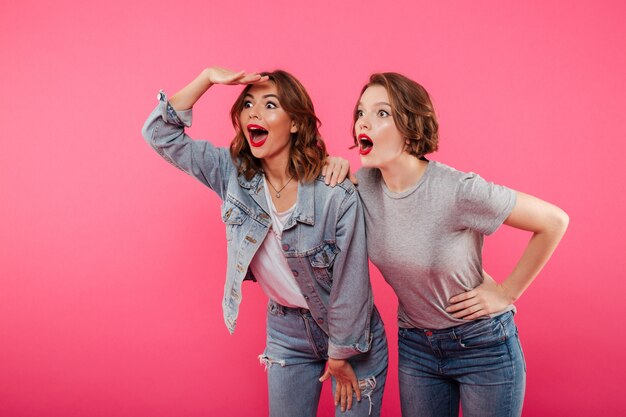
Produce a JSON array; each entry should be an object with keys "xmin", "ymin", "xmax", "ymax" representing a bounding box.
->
[{"xmin": 276, "ymin": 193, "xmax": 280, "ymax": 198}]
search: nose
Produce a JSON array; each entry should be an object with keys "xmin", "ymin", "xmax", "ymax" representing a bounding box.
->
[
  {"xmin": 248, "ymin": 104, "xmax": 261, "ymax": 119},
  {"xmin": 358, "ymin": 116, "xmax": 370, "ymax": 130}
]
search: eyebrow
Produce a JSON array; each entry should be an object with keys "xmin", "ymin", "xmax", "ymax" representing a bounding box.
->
[
  {"xmin": 244, "ymin": 93, "xmax": 280, "ymax": 100},
  {"xmin": 358, "ymin": 101, "xmax": 392, "ymax": 107}
]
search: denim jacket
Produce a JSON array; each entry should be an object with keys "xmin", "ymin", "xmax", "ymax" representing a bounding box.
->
[{"xmin": 142, "ymin": 92, "xmax": 375, "ymax": 359}]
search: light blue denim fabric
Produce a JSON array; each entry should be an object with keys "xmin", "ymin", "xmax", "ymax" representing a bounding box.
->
[
  {"xmin": 142, "ymin": 92, "xmax": 380, "ymax": 359},
  {"xmin": 397, "ymin": 311, "xmax": 526, "ymax": 417},
  {"xmin": 262, "ymin": 300, "xmax": 388, "ymax": 417}
]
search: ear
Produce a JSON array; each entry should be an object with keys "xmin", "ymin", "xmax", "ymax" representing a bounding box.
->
[{"xmin": 290, "ymin": 120, "xmax": 298, "ymax": 133}]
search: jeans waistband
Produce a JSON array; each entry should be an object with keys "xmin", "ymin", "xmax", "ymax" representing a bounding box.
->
[
  {"xmin": 404, "ymin": 311, "xmax": 514, "ymax": 339},
  {"xmin": 268, "ymin": 299, "xmax": 310, "ymax": 316}
]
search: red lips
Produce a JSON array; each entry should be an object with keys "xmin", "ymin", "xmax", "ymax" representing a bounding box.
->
[
  {"xmin": 247, "ymin": 124, "xmax": 269, "ymax": 147},
  {"xmin": 358, "ymin": 133, "xmax": 374, "ymax": 155}
]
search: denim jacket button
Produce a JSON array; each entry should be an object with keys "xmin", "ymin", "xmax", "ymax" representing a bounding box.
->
[
  {"xmin": 317, "ymin": 318, "xmax": 324, "ymax": 324},
  {"xmin": 282, "ymin": 244, "xmax": 289, "ymax": 251},
  {"xmin": 303, "ymin": 295, "xmax": 309, "ymax": 300}
]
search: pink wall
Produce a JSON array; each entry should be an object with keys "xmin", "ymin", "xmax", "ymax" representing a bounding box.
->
[{"xmin": 1, "ymin": 0, "xmax": 624, "ymax": 415}]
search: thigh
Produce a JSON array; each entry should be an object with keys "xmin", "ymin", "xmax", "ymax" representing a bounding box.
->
[
  {"xmin": 267, "ymin": 360, "xmax": 325, "ymax": 417},
  {"xmin": 262, "ymin": 303, "xmax": 327, "ymax": 417},
  {"xmin": 398, "ymin": 327, "xmax": 460, "ymax": 417},
  {"xmin": 455, "ymin": 313, "xmax": 526, "ymax": 417}
]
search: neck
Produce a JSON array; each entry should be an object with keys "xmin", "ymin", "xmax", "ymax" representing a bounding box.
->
[
  {"xmin": 261, "ymin": 157, "xmax": 291, "ymax": 185},
  {"xmin": 379, "ymin": 153, "xmax": 428, "ymax": 193}
]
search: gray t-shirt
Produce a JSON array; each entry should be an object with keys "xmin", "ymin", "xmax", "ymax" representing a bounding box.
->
[{"xmin": 356, "ymin": 160, "xmax": 517, "ymax": 330}]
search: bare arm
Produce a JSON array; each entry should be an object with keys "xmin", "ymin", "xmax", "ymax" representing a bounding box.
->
[
  {"xmin": 447, "ymin": 192, "xmax": 569, "ymax": 319},
  {"xmin": 169, "ymin": 67, "xmax": 268, "ymax": 110}
]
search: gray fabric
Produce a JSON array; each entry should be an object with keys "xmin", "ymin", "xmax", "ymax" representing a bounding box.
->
[{"xmin": 356, "ymin": 161, "xmax": 517, "ymax": 330}]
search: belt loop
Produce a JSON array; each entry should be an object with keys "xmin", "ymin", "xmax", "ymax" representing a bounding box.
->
[
  {"xmin": 451, "ymin": 328, "xmax": 458, "ymax": 340},
  {"xmin": 268, "ymin": 300, "xmax": 285, "ymax": 316}
]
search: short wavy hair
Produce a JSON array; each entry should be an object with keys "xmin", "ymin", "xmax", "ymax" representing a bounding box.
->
[
  {"xmin": 229, "ymin": 70, "xmax": 327, "ymax": 182},
  {"xmin": 353, "ymin": 72, "xmax": 439, "ymax": 158}
]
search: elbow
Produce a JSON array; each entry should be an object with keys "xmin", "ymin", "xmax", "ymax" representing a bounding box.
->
[{"xmin": 548, "ymin": 207, "xmax": 569, "ymax": 237}]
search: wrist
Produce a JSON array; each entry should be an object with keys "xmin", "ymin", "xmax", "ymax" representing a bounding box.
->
[
  {"xmin": 499, "ymin": 282, "xmax": 519, "ymax": 303},
  {"xmin": 200, "ymin": 68, "xmax": 215, "ymax": 87}
]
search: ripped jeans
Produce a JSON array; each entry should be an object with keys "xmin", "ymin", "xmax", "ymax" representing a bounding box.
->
[{"xmin": 260, "ymin": 300, "xmax": 388, "ymax": 417}]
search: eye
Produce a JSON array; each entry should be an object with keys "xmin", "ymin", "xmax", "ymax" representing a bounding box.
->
[
  {"xmin": 377, "ymin": 109, "xmax": 390, "ymax": 117},
  {"xmin": 356, "ymin": 110, "xmax": 364, "ymax": 118},
  {"xmin": 243, "ymin": 100, "xmax": 253, "ymax": 109},
  {"xmin": 265, "ymin": 101, "xmax": 277, "ymax": 109}
]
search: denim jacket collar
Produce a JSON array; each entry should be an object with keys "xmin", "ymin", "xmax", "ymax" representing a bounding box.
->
[{"xmin": 237, "ymin": 172, "xmax": 315, "ymax": 227}]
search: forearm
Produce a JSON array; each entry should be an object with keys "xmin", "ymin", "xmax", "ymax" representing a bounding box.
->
[
  {"xmin": 502, "ymin": 226, "xmax": 567, "ymax": 301},
  {"xmin": 169, "ymin": 69, "xmax": 214, "ymax": 111},
  {"xmin": 501, "ymin": 193, "xmax": 569, "ymax": 301}
]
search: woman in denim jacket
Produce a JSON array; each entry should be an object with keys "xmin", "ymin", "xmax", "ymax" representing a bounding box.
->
[{"xmin": 142, "ymin": 67, "xmax": 388, "ymax": 417}]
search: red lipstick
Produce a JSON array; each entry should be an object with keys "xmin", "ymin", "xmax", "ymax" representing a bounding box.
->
[
  {"xmin": 358, "ymin": 133, "xmax": 374, "ymax": 155},
  {"xmin": 247, "ymin": 124, "xmax": 269, "ymax": 147}
]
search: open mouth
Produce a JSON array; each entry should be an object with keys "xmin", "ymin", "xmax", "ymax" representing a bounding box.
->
[
  {"xmin": 247, "ymin": 124, "xmax": 269, "ymax": 147},
  {"xmin": 358, "ymin": 134, "xmax": 374, "ymax": 155}
]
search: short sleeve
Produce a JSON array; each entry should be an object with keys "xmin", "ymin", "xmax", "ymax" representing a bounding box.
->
[{"xmin": 455, "ymin": 172, "xmax": 516, "ymax": 235}]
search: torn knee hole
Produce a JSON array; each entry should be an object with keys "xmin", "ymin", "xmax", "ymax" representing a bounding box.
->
[
  {"xmin": 357, "ymin": 376, "xmax": 377, "ymax": 415},
  {"xmin": 358, "ymin": 375, "xmax": 376, "ymax": 394},
  {"xmin": 258, "ymin": 354, "xmax": 286, "ymax": 370}
]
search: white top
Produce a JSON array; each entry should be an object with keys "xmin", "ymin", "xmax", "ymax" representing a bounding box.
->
[{"xmin": 248, "ymin": 179, "xmax": 308, "ymax": 308}]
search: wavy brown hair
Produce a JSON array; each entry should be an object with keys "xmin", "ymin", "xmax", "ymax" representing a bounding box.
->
[
  {"xmin": 229, "ymin": 70, "xmax": 327, "ymax": 182},
  {"xmin": 353, "ymin": 72, "xmax": 439, "ymax": 158}
]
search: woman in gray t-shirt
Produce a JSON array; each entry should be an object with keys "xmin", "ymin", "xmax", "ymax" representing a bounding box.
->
[{"xmin": 327, "ymin": 72, "xmax": 568, "ymax": 417}]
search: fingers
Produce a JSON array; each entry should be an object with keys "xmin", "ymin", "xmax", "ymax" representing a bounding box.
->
[
  {"xmin": 239, "ymin": 73, "xmax": 269, "ymax": 84},
  {"xmin": 448, "ymin": 289, "xmax": 476, "ymax": 304},
  {"xmin": 323, "ymin": 157, "xmax": 351, "ymax": 186},
  {"xmin": 324, "ymin": 158, "xmax": 337, "ymax": 185},
  {"xmin": 334, "ymin": 382, "xmax": 341, "ymax": 406},
  {"xmin": 344, "ymin": 383, "xmax": 353, "ymax": 412},
  {"xmin": 450, "ymin": 303, "xmax": 485, "ymax": 319},
  {"xmin": 348, "ymin": 172, "xmax": 358, "ymax": 185},
  {"xmin": 333, "ymin": 163, "xmax": 349, "ymax": 186},
  {"xmin": 445, "ymin": 298, "xmax": 475, "ymax": 313},
  {"xmin": 319, "ymin": 367, "xmax": 331, "ymax": 382},
  {"xmin": 462, "ymin": 309, "xmax": 488, "ymax": 320},
  {"xmin": 336, "ymin": 383, "xmax": 352, "ymax": 412},
  {"xmin": 336, "ymin": 378, "xmax": 361, "ymax": 412},
  {"xmin": 352, "ymin": 379, "xmax": 362, "ymax": 403}
]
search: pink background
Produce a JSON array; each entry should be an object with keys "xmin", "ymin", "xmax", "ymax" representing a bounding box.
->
[{"xmin": 1, "ymin": 1, "xmax": 624, "ymax": 415}]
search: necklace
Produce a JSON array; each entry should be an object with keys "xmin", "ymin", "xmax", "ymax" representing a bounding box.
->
[{"xmin": 265, "ymin": 175, "xmax": 294, "ymax": 198}]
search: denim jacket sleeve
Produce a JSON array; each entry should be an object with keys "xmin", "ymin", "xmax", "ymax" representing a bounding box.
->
[
  {"xmin": 141, "ymin": 91, "xmax": 233, "ymax": 200},
  {"xmin": 326, "ymin": 189, "xmax": 374, "ymax": 359}
]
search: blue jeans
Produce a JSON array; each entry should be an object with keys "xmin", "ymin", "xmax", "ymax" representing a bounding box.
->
[
  {"xmin": 398, "ymin": 311, "xmax": 526, "ymax": 417},
  {"xmin": 260, "ymin": 300, "xmax": 388, "ymax": 417}
]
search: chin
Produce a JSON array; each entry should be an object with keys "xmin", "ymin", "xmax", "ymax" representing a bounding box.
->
[
  {"xmin": 249, "ymin": 147, "xmax": 265, "ymax": 159},
  {"xmin": 359, "ymin": 156, "xmax": 378, "ymax": 169}
]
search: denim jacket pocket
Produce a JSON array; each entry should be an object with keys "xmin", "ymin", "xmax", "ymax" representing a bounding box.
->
[
  {"xmin": 308, "ymin": 242, "xmax": 339, "ymax": 290},
  {"xmin": 457, "ymin": 318, "xmax": 507, "ymax": 349},
  {"xmin": 222, "ymin": 201, "xmax": 247, "ymax": 241}
]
